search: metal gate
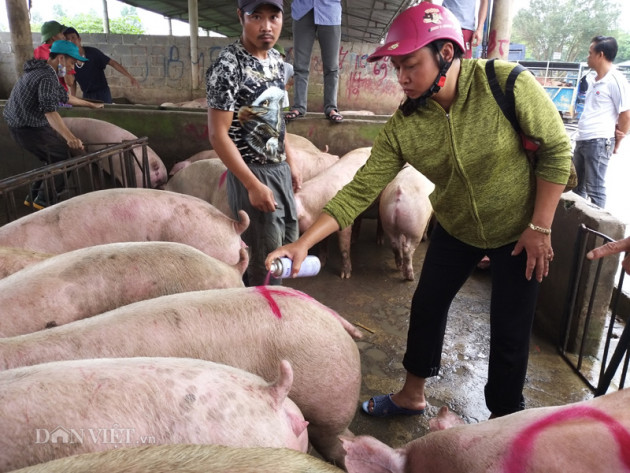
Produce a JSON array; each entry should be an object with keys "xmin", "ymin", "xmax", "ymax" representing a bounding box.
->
[
  {"xmin": 559, "ymin": 224, "xmax": 629, "ymax": 395},
  {"xmin": 0, "ymin": 138, "xmax": 151, "ymax": 225}
]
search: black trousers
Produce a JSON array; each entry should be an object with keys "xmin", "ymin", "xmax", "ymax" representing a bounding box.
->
[
  {"xmin": 9, "ymin": 125, "xmax": 72, "ymax": 200},
  {"xmin": 402, "ymin": 223, "xmax": 540, "ymax": 416}
]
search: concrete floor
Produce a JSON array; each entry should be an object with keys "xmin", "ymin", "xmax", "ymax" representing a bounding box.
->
[{"xmin": 284, "ymin": 218, "xmax": 594, "ymax": 450}]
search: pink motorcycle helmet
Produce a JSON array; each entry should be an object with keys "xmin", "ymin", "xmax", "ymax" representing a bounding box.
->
[{"xmin": 367, "ymin": 3, "xmax": 465, "ymax": 63}]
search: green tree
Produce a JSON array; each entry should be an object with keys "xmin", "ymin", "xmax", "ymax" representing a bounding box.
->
[
  {"xmin": 30, "ymin": 5, "xmax": 144, "ymax": 35},
  {"xmin": 615, "ymin": 31, "xmax": 630, "ymax": 62},
  {"xmin": 512, "ymin": 0, "xmax": 621, "ymax": 62}
]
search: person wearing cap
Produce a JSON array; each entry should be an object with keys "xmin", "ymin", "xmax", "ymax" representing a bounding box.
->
[
  {"xmin": 285, "ymin": 0, "xmax": 343, "ymax": 122},
  {"xmin": 3, "ymin": 40, "xmax": 103, "ymax": 209},
  {"xmin": 34, "ymin": 20, "xmax": 77, "ymax": 94},
  {"xmin": 64, "ymin": 27, "xmax": 140, "ymax": 104},
  {"xmin": 267, "ymin": 3, "xmax": 572, "ymax": 419},
  {"xmin": 206, "ymin": 0, "xmax": 301, "ymax": 286}
]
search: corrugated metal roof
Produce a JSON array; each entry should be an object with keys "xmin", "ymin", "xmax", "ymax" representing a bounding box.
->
[{"xmin": 118, "ymin": 0, "xmax": 416, "ymax": 43}]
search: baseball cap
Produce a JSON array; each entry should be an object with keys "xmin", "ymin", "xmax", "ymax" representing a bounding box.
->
[
  {"xmin": 63, "ymin": 27, "xmax": 80, "ymax": 37},
  {"xmin": 50, "ymin": 40, "xmax": 89, "ymax": 62},
  {"xmin": 41, "ymin": 20, "xmax": 66, "ymax": 43},
  {"xmin": 238, "ymin": 0, "xmax": 284, "ymax": 14}
]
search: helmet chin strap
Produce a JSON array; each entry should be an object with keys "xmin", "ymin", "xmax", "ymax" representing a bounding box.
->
[{"xmin": 400, "ymin": 53, "xmax": 452, "ymax": 116}]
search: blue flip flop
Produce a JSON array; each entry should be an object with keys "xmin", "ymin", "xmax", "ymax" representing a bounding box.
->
[{"xmin": 361, "ymin": 393, "xmax": 425, "ymax": 417}]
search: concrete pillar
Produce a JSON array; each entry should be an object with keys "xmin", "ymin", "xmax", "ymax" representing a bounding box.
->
[
  {"xmin": 486, "ymin": 0, "xmax": 513, "ymax": 60},
  {"xmin": 102, "ymin": 0, "xmax": 110, "ymax": 34},
  {"xmin": 5, "ymin": 0, "xmax": 33, "ymax": 77},
  {"xmin": 188, "ymin": 0, "xmax": 199, "ymax": 90}
]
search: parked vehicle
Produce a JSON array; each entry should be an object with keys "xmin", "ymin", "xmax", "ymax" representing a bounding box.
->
[{"xmin": 517, "ymin": 61, "xmax": 590, "ymax": 122}]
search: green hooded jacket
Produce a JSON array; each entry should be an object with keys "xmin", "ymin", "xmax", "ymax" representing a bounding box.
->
[{"xmin": 323, "ymin": 59, "xmax": 572, "ymax": 249}]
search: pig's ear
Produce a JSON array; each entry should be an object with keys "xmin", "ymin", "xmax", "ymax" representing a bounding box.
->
[
  {"xmin": 268, "ymin": 360, "xmax": 294, "ymax": 410},
  {"xmin": 342, "ymin": 435, "xmax": 406, "ymax": 473},
  {"xmin": 235, "ymin": 210, "xmax": 250, "ymax": 235},
  {"xmin": 235, "ymin": 247, "xmax": 249, "ymax": 276}
]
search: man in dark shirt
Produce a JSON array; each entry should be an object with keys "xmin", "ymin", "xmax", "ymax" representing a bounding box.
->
[
  {"xmin": 64, "ymin": 27, "xmax": 140, "ymax": 103},
  {"xmin": 206, "ymin": 0, "xmax": 302, "ymax": 286},
  {"xmin": 3, "ymin": 40, "xmax": 103, "ymax": 209}
]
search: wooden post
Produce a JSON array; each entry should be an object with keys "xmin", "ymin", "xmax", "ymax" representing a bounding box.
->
[{"xmin": 5, "ymin": 0, "xmax": 33, "ymax": 77}]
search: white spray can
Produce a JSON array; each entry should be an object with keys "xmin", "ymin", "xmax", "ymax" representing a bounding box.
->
[{"xmin": 269, "ymin": 255, "xmax": 321, "ymax": 278}]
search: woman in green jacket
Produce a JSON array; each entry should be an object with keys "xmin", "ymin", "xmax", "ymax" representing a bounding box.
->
[{"xmin": 266, "ymin": 2, "xmax": 572, "ymax": 418}]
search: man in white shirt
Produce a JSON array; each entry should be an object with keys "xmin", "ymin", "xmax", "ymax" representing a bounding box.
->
[{"xmin": 573, "ymin": 36, "xmax": 630, "ymax": 208}]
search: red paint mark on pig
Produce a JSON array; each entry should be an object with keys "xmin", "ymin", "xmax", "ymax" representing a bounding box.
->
[
  {"xmin": 255, "ymin": 286, "xmax": 283, "ymax": 318},
  {"xmin": 219, "ymin": 171, "xmax": 227, "ymax": 188},
  {"xmin": 503, "ymin": 405, "xmax": 630, "ymax": 472}
]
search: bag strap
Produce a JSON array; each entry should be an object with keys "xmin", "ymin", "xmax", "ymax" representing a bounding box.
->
[
  {"xmin": 486, "ymin": 59, "xmax": 539, "ymax": 152},
  {"xmin": 485, "ymin": 59, "xmax": 528, "ymax": 135}
]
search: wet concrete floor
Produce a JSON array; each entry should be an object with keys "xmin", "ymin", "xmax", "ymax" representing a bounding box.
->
[{"xmin": 283, "ymin": 218, "xmax": 594, "ymax": 450}]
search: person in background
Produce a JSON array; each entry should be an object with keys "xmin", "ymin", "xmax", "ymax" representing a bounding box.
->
[
  {"xmin": 64, "ymin": 27, "xmax": 140, "ymax": 104},
  {"xmin": 206, "ymin": 0, "xmax": 301, "ymax": 286},
  {"xmin": 274, "ymin": 43, "xmax": 294, "ymax": 109},
  {"xmin": 285, "ymin": 0, "xmax": 343, "ymax": 122},
  {"xmin": 34, "ymin": 20, "xmax": 76, "ymax": 94},
  {"xmin": 267, "ymin": 3, "xmax": 572, "ymax": 419},
  {"xmin": 423, "ymin": 0, "xmax": 488, "ymax": 59},
  {"xmin": 3, "ymin": 40, "xmax": 103, "ymax": 210},
  {"xmin": 572, "ymin": 36, "xmax": 630, "ymax": 208}
]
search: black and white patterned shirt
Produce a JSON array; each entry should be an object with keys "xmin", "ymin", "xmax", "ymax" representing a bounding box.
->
[
  {"xmin": 3, "ymin": 59, "xmax": 68, "ymax": 128},
  {"xmin": 206, "ymin": 40, "xmax": 287, "ymax": 165}
]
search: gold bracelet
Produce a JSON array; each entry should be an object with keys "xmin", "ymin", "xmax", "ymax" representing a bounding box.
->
[{"xmin": 528, "ymin": 223, "xmax": 551, "ymax": 235}]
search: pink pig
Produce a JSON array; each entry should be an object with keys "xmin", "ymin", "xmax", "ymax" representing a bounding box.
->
[
  {"xmin": 62, "ymin": 117, "xmax": 168, "ymax": 188},
  {"xmin": 295, "ymin": 147, "xmax": 371, "ymax": 278},
  {"xmin": 0, "ymin": 286, "xmax": 362, "ymax": 467},
  {"xmin": 0, "ymin": 241, "xmax": 247, "ymax": 337},
  {"xmin": 0, "ymin": 188, "xmax": 249, "ymax": 268},
  {"xmin": 10, "ymin": 444, "xmax": 344, "ymax": 473},
  {"xmin": 0, "ymin": 357, "xmax": 308, "ymax": 472},
  {"xmin": 342, "ymin": 388, "xmax": 630, "ymax": 473},
  {"xmin": 379, "ymin": 164, "xmax": 434, "ymax": 280}
]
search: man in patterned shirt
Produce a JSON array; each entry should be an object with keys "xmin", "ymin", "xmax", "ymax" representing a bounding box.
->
[
  {"xmin": 206, "ymin": 0, "xmax": 302, "ymax": 286},
  {"xmin": 4, "ymin": 40, "xmax": 103, "ymax": 209}
]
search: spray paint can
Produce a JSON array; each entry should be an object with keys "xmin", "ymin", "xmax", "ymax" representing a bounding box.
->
[{"xmin": 269, "ymin": 255, "xmax": 321, "ymax": 279}]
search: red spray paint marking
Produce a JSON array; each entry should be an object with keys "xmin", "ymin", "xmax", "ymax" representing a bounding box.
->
[
  {"xmin": 503, "ymin": 405, "xmax": 630, "ymax": 472},
  {"xmin": 254, "ymin": 286, "xmax": 333, "ymax": 320},
  {"xmin": 219, "ymin": 170, "xmax": 227, "ymax": 188},
  {"xmin": 255, "ymin": 286, "xmax": 283, "ymax": 318}
]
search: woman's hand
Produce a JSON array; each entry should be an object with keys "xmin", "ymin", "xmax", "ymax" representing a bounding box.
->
[
  {"xmin": 512, "ymin": 226, "xmax": 553, "ymax": 282},
  {"xmin": 265, "ymin": 241, "xmax": 309, "ymax": 277}
]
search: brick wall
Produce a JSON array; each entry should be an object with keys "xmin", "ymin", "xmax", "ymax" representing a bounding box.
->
[{"xmin": 0, "ymin": 32, "xmax": 402, "ymax": 114}]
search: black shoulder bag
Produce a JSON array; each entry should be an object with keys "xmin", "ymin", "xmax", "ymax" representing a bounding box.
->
[{"xmin": 485, "ymin": 59, "xmax": 577, "ymax": 192}]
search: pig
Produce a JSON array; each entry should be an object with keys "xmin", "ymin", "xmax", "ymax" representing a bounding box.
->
[
  {"xmin": 295, "ymin": 147, "xmax": 371, "ymax": 278},
  {"xmin": 62, "ymin": 117, "xmax": 168, "ymax": 188},
  {"xmin": 342, "ymin": 388, "xmax": 630, "ymax": 473},
  {"xmin": 0, "ymin": 286, "xmax": 362, "ymax": 467},
  {"xmin": 0, "ymin": 245, "xmax": 52, "ymax": 279},
  {"xmin": 0, "ymin": 241, "xmax": 247, "ymax": 337},
  {"xmin": 11, "ymin": 444, "xmax": 344, "ymax": 473},
  {"xmin": 168, "ymin": 134, "xmax": 338, "ymax": 181},
  {"xmin": 286, "ymin": 133, "xmax": 339, "ymax": 182},
  {"xmin": 378, "ymin": 164, "xmax": 434, "ymax": 280},
  {"xmin": 165, "ymin": 158, "xmax": 232, "ymax": 217},
  {"xmin": 169, "ymin": 149, "xmax": 219, "ymax": 176},
  {"xmin": 0, "ymin": 357, "xmax": 308, "ymax": 472},
  {"xmin": 160, "ymin": 97, "xmax": 208, "ymax": 109},
  {"xmin": 0, "ymin": 188, "xmax": 249, "ymax": 268}
]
